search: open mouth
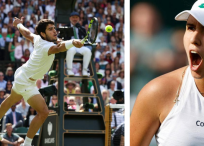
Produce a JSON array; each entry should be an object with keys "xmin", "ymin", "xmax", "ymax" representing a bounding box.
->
[{"xmin": 190, "ymin": 51, "xmax": 203, "ymax": 69}]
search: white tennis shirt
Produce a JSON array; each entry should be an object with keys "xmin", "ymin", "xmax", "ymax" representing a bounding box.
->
[
  {"xmin": 21, "ymin": 35, "xmax": 55, "ymax": 80},
  {"xmin": 156, "ymin": 67, "xmax": 204, "ymax": 146}
]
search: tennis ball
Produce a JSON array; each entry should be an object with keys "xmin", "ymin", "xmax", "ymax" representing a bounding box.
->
[{"xmin": 105, "ymin": 25, "xmax": 113, "ymax": 32}]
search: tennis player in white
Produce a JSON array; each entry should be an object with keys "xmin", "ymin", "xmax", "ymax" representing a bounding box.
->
[
  {"xmin": 131, "ymin": 0, "xmax": 204, "ymax": 145},
  {"xmin": 0, "ymin": 17, "xmax": 83, "ymax": 146}
]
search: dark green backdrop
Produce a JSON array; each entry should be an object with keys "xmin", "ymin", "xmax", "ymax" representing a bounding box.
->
[{"xmin": 130, "ymin": 0, "xmax": 196, "ymax": 27}]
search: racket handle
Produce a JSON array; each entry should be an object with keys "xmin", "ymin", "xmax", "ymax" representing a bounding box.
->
[{"xmin": 81, "ymin": 38, "xmax": 86, "ymax": 44}]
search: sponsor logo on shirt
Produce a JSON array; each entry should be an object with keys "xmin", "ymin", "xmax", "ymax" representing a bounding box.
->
[{"xmin": 196, "ymin": 120, "xmax": 204, "ymax": 127}]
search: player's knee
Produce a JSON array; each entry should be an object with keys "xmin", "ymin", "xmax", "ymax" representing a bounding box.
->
[
  {"xmin": 39, "ymin": 107, "xmax": 49, "ymax": 119},
  {"xmin": 67, "ymin": 47, "xmax": 76, "ymax": 54},
  {"xmin": 84, "ymin": 48, "xmax": 92, "ymax": 56}
]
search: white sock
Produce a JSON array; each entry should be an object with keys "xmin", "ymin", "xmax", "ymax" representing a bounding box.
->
[{"xmin": 23, "ymin": 136, "xmax": 33, "ymax": 146}]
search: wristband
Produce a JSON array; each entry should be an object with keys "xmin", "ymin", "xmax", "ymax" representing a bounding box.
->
[
  {"xmin": 17, "ymin": 23, "xmax": 23, "ymax": 29},
  {"xmin": 64, "ymin": 40, "xmax": 74, "ymax": 50}
]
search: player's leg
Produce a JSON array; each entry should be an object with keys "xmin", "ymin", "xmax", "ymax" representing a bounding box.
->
[
  {"xmin": 66, "ymin": 47, "xmax": 77, "ymax": 76},
  {"xmin": 26, "ymin": 94, "xmax": 49, "ymax": 138},
  {"xmin": 77, "ymin": 46, "xmax": 92, "ymax": 76},
  {"xmin": 0, "ymin": 89, "xmax": 23, "ymax": 120}
]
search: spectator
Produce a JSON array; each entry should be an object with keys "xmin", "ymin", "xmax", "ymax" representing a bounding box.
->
[
  {"xmin": 112, "ymin": 122, "xmax": 125, "ymax": 146},
  {"xmin": 41, "ymin": 74, "xmax": 48, "ymax": 88},
  {"xmin": 6, "ymin": 104, "xmax": 24, "ymax": 127},
  {"xmin": 95, "ymin": 8, "xmax": 103, "ymax": 19},
  {"xmin": 1, "ymin": 123, "xmax": 24, "ymax": 146},
  {"xmin": 14, "ymin": 39, "xmax": 24, "ymax": 62},
  {"xmin": 0, "ymin": 32, "xmax": 10, "ymax": 60},
  {"xmin": 102, "ymin": 89, "xmax": 109, "ymax": 106},
  {"xmin": 25, "ymin": 21, "xmax": 34, "ymax": 33},
  {"xmin": 0, "ymin": 88, "xmax": 5, "ymax": 104},
  {"xmin": 99, "ymin": 54, "xmax": 109, "ymax": 70},
  {"xmin": 21, "ymin": 48, "xmax": 30, "ymax": 63},
  {"xmin": 108, "ymin": 80, "xmax": 115, "ymax": 97},
  {"xmin": 113, "ymin": 45, "xmax": 124, "ymax": 61},
  {"xmin": 104, "ymin": 68, "xmax": 112, "ymax": 82},
  {"xmin": 67, "ymin": 96, "xmax": 76, "ymax": 110},
  {"xmin": 22, "ymin": 9, "xmax": 31, "ymax": 22},
  {"xmin": 111, "ymin": 109, "xmax": 124, "ymax": 130},
  {"xmin": 14, "ymin": 30, "xmax": 22, "ymax": 42},
  {"xmin": 111, "ymin": 57, "xmax": 121, "ymax": 73},
  {"xmin": 4, "ymin": 67, "xmax": 14, "ymax": 82},
  {"xmin": 6, "ymin": 26, "xmax": 14, "ymax": 40},
  {"xmin": 107, "ymin": 72, "xmax": 122, "ymax": 90},
  {"xmin": 65, "ymin": 81, "xmax": 76, "ymax": 94},
  {"xmin": 99, "ymin": 36, "xmax": 107, "ymax": 48},
  {"xmin": 45, "ymin": 0, "xmax": 55, "ymax": 19},
  {"xmin": 38, "ymin": 0, "xmax": 45, "ymax": 15},
  {"xmin": 49, "ymin": 95, "xmax": 58, "ymax": 108},
  {"xmin": 24, "ymin": 106, "xmax": 37, "ymax": 128},
  {"xmin": 111, "ymin": 12, "xmax": 119, "ymax": 26},
  {"xmin": 101, "ymin": 77, "xmax": 108, "ymax": 89},
  {"xmin": 90, "ymin": 78, "xmax": 105, "ymax": 94},
  {"xmin": 23, "ymin": 39, "xmax": 33, "ymax": 53},
  {"xmin": 104, "ymin": 51, "xmax": 113, "ymax": 64},
  {"xmin": 116, "ymin": 70, "xmax": 124, "ymax": 88},
  {"xmin": 0, "ymin": 72, "xmax": 7, "ymax": 89},
  {"xmin": 5, "ymin": 80, "xmax": 12, "ymax": 94},
  {"xmin": 108, "ymin": 37, "xmax": 117, "ymax": 53},
  {"xmin": 0, "ymin": 7, "xmax": 7, "ymax": 22},
  {"xmin": 27, "ymin": 1, "xmax": 34, "ymax": 15},
  {"xmin": 16, "ymin": 98, "xmax": 29, "ymax": 119},
  {"xmin": 11, "ymin": 6, "xmax": 19, "ymax": 17},
  {"xmin": 74, "ymin": 87, "xmax": 83, "ymax": 111},
  {"xmin": 4, "ymin": 11, "xmax": 12, "ymax": 24}
]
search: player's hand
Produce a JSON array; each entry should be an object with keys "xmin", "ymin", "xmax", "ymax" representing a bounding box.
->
[
  {"xmin": 56, "ymin": 38, "xmax": 62, "ymax": 44},
  {"xmin": 72, "ymin": 39, "xmax": 83, "ymax": 48},
  {"xmin": 13, "ymin": 17, "xmax": 24, "ymax": 28}
]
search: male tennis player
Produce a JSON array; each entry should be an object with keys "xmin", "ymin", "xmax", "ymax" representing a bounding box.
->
[
  {"xmin": 131, "ymin": 0, "xmax": 204, "ymax": 145},
  {"xmin": 0, "ymin": 17, "xmax": 83, "ymax": 146}
]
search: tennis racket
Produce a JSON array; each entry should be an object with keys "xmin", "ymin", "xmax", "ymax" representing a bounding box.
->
[{"xmin": 81, "ymin": 17, "xmax": 98, "ymax": 44}]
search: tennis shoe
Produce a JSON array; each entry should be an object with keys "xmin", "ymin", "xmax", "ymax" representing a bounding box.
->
[
  {"xmin": 67, "ymin": 69, "xmax": 74, "ymax": 76},
  {"xmin": 82, "ymin": 69, "xmax": 89, "ymax": 76}
]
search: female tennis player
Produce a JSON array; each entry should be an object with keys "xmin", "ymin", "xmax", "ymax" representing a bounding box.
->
[
  {"xmin": 0, "ymin": 17, "xmax": 83, "ymax": 146},
  {"xmin": 131, "ymin": 0, "xmax": 204, "ymax": 145}
]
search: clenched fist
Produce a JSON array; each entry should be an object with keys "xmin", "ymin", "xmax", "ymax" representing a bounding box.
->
[
  {"xmin": 13, "ymin": 17, "xmax": 24, "ymax": 28},
  {"xmin": 72, "ymin": 39, "xmax": 84, "ymax": 48}
]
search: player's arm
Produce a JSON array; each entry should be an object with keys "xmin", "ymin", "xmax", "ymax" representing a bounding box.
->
[
  {"xmin": 13, "ymin": 17, "xmax": 36, "ymax": 43},
  {"xmin": 131, "ymin": 66, "xmax": 186, "ymax": 146},
  {"xmin": 48, "ymin": 39, "xmax": 83, "ymax": 55},
  {"xmin": 130, "ymin": 71, "xmax": 180, "ymax": 146},
  {"xmin": 130, "ymin": 78, "xmax": 165, "ymax": 146}
]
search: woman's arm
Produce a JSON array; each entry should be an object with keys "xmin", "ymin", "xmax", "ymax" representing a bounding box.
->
[{"xmin": 130, "ymin": 78, "xmax": 163, "ymax": 146}]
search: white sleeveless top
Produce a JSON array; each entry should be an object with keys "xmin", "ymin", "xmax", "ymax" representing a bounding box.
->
[
  {"xmin": 21, "ymin": 35, "xmax": 55, "ymax": 80},
  {"xmin": 156, "ymin": 67, "xmax": 204, "ymax": 146}
]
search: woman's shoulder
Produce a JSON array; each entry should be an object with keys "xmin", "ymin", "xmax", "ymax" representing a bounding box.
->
[
  {"xmin": 136, "ymin": 67, "xmax": 187, "ymax": 111},
  {"xmin": 140, "ymin": 67, "xmax": 186, "ymax": 97}
]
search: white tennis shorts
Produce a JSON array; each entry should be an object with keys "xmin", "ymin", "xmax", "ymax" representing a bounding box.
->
[{"xmin": 12, "ymin": 67, "xmax": 40, "ymax": 102}]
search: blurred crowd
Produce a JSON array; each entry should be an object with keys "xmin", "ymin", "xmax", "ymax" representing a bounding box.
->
[
  {"xmin": 130, "ymin": 2, "xmax": 188, "ymax": 111},
  {"xmin": 0, "ymin": 0, "xmax": 125, "ymax": 142}
]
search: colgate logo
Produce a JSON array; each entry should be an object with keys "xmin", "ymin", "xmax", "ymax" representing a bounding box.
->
[{"xmin": 196, "ymin": 120, "xmax": 204, "ymax": 127}]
